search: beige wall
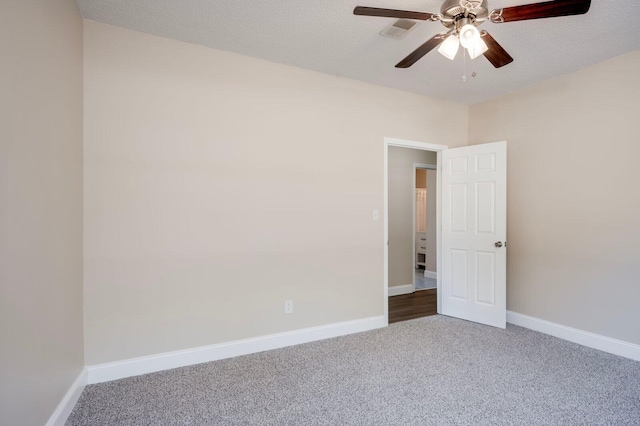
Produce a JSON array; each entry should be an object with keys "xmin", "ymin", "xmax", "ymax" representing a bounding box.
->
[
  {"xmin": 83, "ymin": 21, "xmax": 468, "ymax": 365},
  {"xmin": 425, "ymin": 170, "xmax": 437, "ymax": 273},
  {"xmin": 0, "ymin": 1, "xmax": 84, "ymax": 425},
  {"xmin": 388, "ymin": 148, "xmax": 437, "ymax": 288},
  {"xmin": 469, "ymin": 50, "xmax": 640, "ymax": 345},
  {"xmin": 0, "ymin": 5, "xmax": 636, "ymax": 421}
]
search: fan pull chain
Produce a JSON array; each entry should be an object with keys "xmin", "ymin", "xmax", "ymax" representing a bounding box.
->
[
  {"xmin": 472, "ymin": 54, "xmax": 478, "ymax": 79},
  {"xmin": 462, "ymin": 48, "xmax": 467, "ymax": 82},
  {"xmin": 462, "ymin": 48, "xmax": 478, "ymax": 82}
]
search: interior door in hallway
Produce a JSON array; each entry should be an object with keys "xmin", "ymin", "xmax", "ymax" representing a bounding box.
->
[{"xmin": 441, "ymin": 141, "xmax": 507, "ymax": 328}]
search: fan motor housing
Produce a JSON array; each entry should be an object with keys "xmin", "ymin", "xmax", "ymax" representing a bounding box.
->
[{"xmin": 439, "ymin": 0, "xmax": 489, "ymax": 28}]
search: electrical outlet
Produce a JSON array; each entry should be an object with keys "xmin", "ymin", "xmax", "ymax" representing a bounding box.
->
[{"xmin": 284, "ymin": 300, "xmax": 293, "ymax": 315}]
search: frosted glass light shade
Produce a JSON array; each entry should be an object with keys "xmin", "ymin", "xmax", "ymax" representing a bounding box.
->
[
  {"xmin": 459, "ymin": 24, "xmax": 480, "ymax": 49},
  {"xmin": 468, "ymin": 38, "xmax": 488, "ymax": 59},
  {"xmin": 437, "ymin": 35, "xmax": 460, "ymax": 60}
]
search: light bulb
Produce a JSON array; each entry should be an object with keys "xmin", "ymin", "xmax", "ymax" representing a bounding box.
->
[
  {"xmin": 459, "ymin": 24, "xmax": 480, "ymax": 49},
  {"xmin": 468, "ymin": 38, "xmax": 488, "ymax": 59},
  {"xmin": 437, "ymin": 35, "xmax": 460, "ymax": 61}
]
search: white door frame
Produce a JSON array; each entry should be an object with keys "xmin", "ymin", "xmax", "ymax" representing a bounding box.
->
[
  {"xmin": 412, "ymin": 163, "xmax": 437, "ymax": 292},
  {"xmin": 384, "ymin": 137, "xmax": 448, "ymax": 324}
]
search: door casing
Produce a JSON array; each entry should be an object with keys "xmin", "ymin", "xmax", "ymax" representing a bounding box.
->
[{"xmin": 384, "ymin": 137, "xmax": 447, "ymax": 323}]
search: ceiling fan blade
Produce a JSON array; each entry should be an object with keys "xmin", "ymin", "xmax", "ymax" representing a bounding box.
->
[
  {"xmin": 480, "ymin": 32, "xmax": 514, "ymax": 68},
  {"xmin": 493, "ymin": 0, "xmax": 591, "ymax": 23},
  {"xmin": 395, "ymin": 35, "xmax": 445, "ymax": 68},
  {"xmin": 353, "ymin": 6, "xmax": 435, "ymax": 21}
]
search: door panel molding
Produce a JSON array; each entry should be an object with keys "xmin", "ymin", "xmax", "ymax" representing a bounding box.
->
[{"xmin": 441, "ymin": 141, "xmax": 507, "ymax": 328}]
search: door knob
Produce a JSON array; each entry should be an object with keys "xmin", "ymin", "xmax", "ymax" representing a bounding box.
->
[{"xmin": 495, "ymin": 241, "xmax": 503, "ymax": 248}]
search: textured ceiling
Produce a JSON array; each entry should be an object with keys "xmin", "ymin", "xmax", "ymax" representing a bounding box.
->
[{"xmin": 76, "ymin": 0, "xmax": 640, "ymax": 104}]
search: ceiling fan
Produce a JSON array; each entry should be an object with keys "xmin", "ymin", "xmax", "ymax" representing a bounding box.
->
[{"xmin": 353, "ymin": 0, "xmax": 591, "ymax": 69}]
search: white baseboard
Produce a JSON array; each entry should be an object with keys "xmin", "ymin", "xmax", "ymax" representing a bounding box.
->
[
  {"xmin": 507, "ymin": 311, "xmax": 640, "ymax": 362},
  {"xmin": 87, "ymin": 315, "xmax": 386, "ymax": 384},
  {"xmin": 45, "ymin": 368, "xmax": 87, "ymax": 426},
  {"xmin": 424, "ymin": 270, "xmax": 438, "ymax": 280},
  {"xmin": 388, "ymin": 284, "xmax": 414, "ymax": 297}
]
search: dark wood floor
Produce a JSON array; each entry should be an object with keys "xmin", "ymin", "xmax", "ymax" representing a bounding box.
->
[{"xmin": 388, "ymin": 289, "xmax": 437, "ymax": 324}]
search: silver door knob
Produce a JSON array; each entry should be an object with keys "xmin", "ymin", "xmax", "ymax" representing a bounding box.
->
[{"xmin": 495, "ymin": 241, "xmax": 503, "ymax": 248}]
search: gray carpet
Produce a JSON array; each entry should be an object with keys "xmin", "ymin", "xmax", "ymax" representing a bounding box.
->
[{"xmin": 66, "ymin": 316, "xmax": 640, "ymax": 425}]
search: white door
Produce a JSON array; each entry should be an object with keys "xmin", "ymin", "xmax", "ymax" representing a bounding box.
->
[{"xmin": 441, "ymin": 141, "xmax": 506, "ymax": 328}]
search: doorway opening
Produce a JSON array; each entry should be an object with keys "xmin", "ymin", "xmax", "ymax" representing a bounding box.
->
[
  {"xmin": 384, "ymin": 138, "xmax": 448, "ymax": 325},
  {"xmin": 384, "ymin": 138, "xmax": 508, "ymax": 328},
  {"xmin": 413, "ymin": 164, "xmax": 437, "ymax": 292}
]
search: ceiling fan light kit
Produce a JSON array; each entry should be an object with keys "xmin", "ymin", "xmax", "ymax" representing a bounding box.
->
[
  {"xmin": 437, "ymin": 34, "xmax": 460, "ymax": 60},
  {"xmin": 468, "ymin": 38, "xmax": 489, "ymax": 59},
  {"xmin": 459, "ymin": 22, "xmax": 481, "ymax": 49},
  {"xmin": 353, "ymin": 0, "xmax": 591, "ymax": 70}
]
